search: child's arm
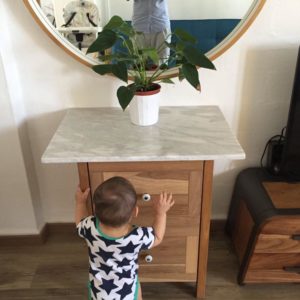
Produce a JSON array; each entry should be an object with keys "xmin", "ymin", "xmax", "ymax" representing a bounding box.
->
[
  {"xmin": 75, "ymin": 185, "xmax": 90, "ymax": 225},
  {"xmin": 151, "ymin": 192, "xmax": 174, "ymax": 248}
]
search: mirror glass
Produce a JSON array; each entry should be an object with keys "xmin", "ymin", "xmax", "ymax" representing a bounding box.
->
[{"xmin": 25, "ymin": 0, "xmax": 265, "ymax": 74}]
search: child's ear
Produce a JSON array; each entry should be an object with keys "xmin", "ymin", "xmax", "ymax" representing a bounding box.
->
[{"xmin": 133, "ymin": 206, "xmax": 139, "ymax": 218}]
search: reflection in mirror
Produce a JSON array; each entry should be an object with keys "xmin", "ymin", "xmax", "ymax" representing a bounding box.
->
[
  {"xmin": 36, "ymin": 0, "xmax": 254, "ymax": 56},
  {"xmin": 40, "ymin": 0, "xmax": 102, "ymax": 53},
  {"xmin": 26, "ymin": 0, "xmax": 265, "ymax": 72}
]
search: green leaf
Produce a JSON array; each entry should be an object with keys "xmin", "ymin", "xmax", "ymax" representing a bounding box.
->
[
  {"xmin": 183, "ymin": 46, "xmax": 216, "ymax": 70},
  {"xmin": 182, "ymin": 63, "xmax": 201, "ymax": 91},
  {"xmin": 119, "ymin": 22, "xmax": 135, "ymax": 37},
  {"xmin": 161, "ymin": 78, "xmax": 175, "ymax": 84},
  {"xmin": 87, "ymin": 30, "xmax": 117, "ymax": 53},
  {"xmin": 103, "ymin": 16, "xmax": 124, "ymax": 31},
  {"xmin": 112, "ymin": 62, "xmax": 128, "ymax": 83},
  {"xmin": 123, "ymin": 39, "xmax": 134, "ymax": 53},
  {"xmin": 176, "ymin": 40, "xmax": 186, "ymax": 53},
  {"xmin": 178, "ymin": 68, "xmax": 185, "ymax": 81},
  {"xmin": 141, "ymin": 48, "xmax": 159, "ymax": 65},
  {"xmin": 159, "ymin": 63, "xmax": 169, "ymax": 70},
  {"xmin": 92, "ymin": 64, "xmax": 113, "ymax": 75},
  {"xmin": 165, "ymin": 41, "xmax": 176, "ymax": 50},
  {"xmin": 117, "ymin": 86, "xmax": 135, "ymax": 111},
  {"xmin": 174, "ymin": 28, "xmax": 197, "ymax": 44}
]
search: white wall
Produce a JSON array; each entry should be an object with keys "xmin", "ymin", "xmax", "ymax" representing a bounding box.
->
[
  {"xmin": 0, "ymin": 0, "xmax": 300, "ymax": 234},
  {"xmin": 0, "ymin": 52, "xmax": 39, "ymax": 235}
]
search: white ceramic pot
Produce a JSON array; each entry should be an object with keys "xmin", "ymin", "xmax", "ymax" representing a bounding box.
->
[{"xmin": 129, "ymin": 84, "xmax": 161, "ymax": 126}]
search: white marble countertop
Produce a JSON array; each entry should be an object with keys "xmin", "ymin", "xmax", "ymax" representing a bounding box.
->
[{"xmin": 41, "ymin": 106, "xmax": 245, "ymax": 163}]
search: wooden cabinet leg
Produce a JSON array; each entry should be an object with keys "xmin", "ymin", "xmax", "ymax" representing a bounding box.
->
[
  {"xmin": 77, "ymin": 163, "xmax": 93, "ymax": 215},
  {"xmin": 196, "ymin": 160, "xmax": 214, "ymax": 298}
]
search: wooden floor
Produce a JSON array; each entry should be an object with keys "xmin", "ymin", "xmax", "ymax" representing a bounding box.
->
[{"xmin": 0, "ymin": 231, "xmax": 299, "ymax": 300}]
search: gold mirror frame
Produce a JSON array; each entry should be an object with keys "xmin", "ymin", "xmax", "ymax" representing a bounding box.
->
[{"xmin": 23, "ymin": 0, "xmax": 266, "ymax": 77}]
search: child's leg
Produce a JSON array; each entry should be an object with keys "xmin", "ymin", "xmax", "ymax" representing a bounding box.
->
[{"xmin": 138, "ymin": 284, "xmax": 143, "ymax": 300}]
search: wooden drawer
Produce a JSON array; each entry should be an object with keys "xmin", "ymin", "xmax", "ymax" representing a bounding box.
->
[
  {"xmin": 246, "ymin": 250, "xmax": 300, "ymax": 283},
  {"xmin": 138, "ymin": 236, "xmax": 199, "ymax": 282},
  {"xmin": 255, "ymin": 234, "xmax": 300, "ymax": 253},
  {"xmin": 139, "ymin": 236, "xmax": 186, "ymax": 265},
  {"xmin": 245, "ymin": 269, "xmax": 300, "ymax": 283},
  {"xmin": 261, "ymin": 217, "xmax": 300, "ymax": 235},
  {"xmin": 102, "ymin": 171, "xmax": 189, "ymax": 195},
  {"xmin": 88, "ymin": 162, "xmax": 202, "ymax": 237},
  {"xmin": 86, "ymin": 161, "xmax": 203, "ymax": 282},
  {"xmin": 249, "ymin": 253, "xmax": 300, "ymax": 269}
]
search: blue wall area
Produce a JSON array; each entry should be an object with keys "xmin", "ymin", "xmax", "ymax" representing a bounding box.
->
[
  {"xmin": 170, "ymin": 19, "xmax": 241, "ymax": 53},
  {"xmin": 112, "ymin": 19, "xmax": 241, "ymax": 58}
]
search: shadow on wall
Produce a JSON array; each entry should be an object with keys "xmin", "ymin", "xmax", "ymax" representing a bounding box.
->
[
  {"xmin": 236, "ymin": 46, "xmax": 298, "ymax": 165},
  {"xmin": 213, "ymin": 47, "xmax": 299, "ymax": 220},
  {"xmin": 26, "ymin": 109, "xmax": 80, "ymax": 223}
]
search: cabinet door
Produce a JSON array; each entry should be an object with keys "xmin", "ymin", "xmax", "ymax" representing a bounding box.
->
[{"xmin": 87, "ymin": 161, "xmax": 203, "ymax": 282}]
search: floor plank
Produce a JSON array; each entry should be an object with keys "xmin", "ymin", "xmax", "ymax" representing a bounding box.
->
[{"xmin": 0, "ymin": 232, "xmax": 299, "ymax": 299}]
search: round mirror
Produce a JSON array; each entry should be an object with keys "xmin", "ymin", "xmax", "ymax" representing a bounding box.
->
[{"xmin": 24, "ymin": 0, "xmax": 266, "ymax": 76}]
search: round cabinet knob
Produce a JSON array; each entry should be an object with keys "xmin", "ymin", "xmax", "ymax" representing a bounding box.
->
[
  {"xmin": 142, "ymin": 193, "xmax": 151, "ymax": 202},
  {"xmin": 145, "ymin": 255, "xmax": 153, "ymax": 263}
]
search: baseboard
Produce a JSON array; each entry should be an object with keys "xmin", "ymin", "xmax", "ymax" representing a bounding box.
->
[
  {"xmin": 0, "ymin": 224, "xmax": 48, "ymax": 246},
  {"xmin": 0, "ymin": 219, "xmax": 226, "ymax": 245},
  {"xmin": 210, "ymin": 219, "xmax": 226, "ymax": 234}
]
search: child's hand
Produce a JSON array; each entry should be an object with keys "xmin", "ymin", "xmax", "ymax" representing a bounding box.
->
[
  {"xmin": 75, "ymin": 185, "xmax": 90, "ymax": 204},
  {"xmin": 153, "ymin": 192, "xmax": 174, "ymax": 215}
]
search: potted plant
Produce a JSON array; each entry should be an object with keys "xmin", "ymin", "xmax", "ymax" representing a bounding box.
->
[{"xmin": 87, "ymin": 15, "xmax": 216, "ymax": 126}]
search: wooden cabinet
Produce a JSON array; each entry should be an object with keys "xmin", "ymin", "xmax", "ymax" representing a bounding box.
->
[
  {"xmin": 226, "ymin": 168, "xmax": 300, "ymax": 284},
  {"xmin": 78, "ymin": 160, "xmax": 214, "ymax": 298},
  {"xmin": 42, "ymin": 107, "xmax": 244, "ymax": 298}
]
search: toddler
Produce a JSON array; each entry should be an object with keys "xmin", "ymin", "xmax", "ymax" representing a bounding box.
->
[{"xmin": 75, "ymin": 176, "xmax": 174, "ymax": 300}]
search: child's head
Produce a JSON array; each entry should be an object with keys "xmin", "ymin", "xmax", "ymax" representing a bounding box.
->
[{"xmin": 93, "ymin": 176, "xmax": 137, "ymax": 227}]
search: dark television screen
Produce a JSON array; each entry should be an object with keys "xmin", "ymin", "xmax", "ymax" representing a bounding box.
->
[{"xmin": 280, "ymin": 47, "xmax": 300, "ymax": 180}]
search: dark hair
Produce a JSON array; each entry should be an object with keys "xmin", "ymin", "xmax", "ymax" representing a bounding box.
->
[{"xmin": 93, "ymin": 176, "xmax": 137, "ymax": 227}]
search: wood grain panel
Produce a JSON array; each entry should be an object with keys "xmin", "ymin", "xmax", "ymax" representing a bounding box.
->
[
  {"xmin": 137, "ymin": 194, "xmax": 188, "ymax": 207},
  {"xmin": 248, "ymin": 253, "xmax": 300, "ymax": 269},
  {"xmin": 139, "ymin": 237, "xmax": 186, "ymax": 265},
  {"xmin": 196, "ymin": 160, "xmax": 214, "ymax": 299},
  {"xmin": 186, "ymin": 236, "xmax": 199, "ymax": 274},
  {"xmin": 188, "ymin": 171, "xmax": 202, "ymax": 216},
  {"xmin": 102, "ymin": 171, "xmax": 189, "ymax": 195},
  {"xmin": 231, "ymin": 200, "xmax": 255, "ymax": 263},
  {"xmin": 77, "ymin": 163, "xmax": 92, "ymax": 214},
  {"xmin": 245, "ymin": 269, "xmax": 300, "ymax": 283},
  {"xmin": 89, "ymin": 161, "xmax": 203, "ymax": 172},
  {"xmin": 255, "ymin": 234, "xmax": 300, "ymax": 253},
  {"xmin": 262, "ymin": 216, "xmax": 300, "ymax": 235},
  {"xmin": 263, "ymin": 182, "xmax": 300, "ymax": 209},
  {"xmin": 139, "ymin": 265, "xmax": 196, "ymax": 282},
  {"xmin": 134, "ymin": 214, "xmax": 200, "ymax": 237}
]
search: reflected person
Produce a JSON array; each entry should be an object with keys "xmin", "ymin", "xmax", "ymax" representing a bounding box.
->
[{"xmin": 128, "ymin": 0, "xmax": 171, "ymax": 65}]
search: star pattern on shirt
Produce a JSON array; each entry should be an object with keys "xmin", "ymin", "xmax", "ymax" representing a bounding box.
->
[
  {"xmin": 129, "ymin": 227, "xmax": 140, "ymax": 237},
  {"xmin": 101, "ymin": 237, "xmax": 121, "ymax": 248},
  {"xmin": 118, "ymin": 241, "xmax": 139, "ymax": 254},
  {"xmin": 78, "ymin": 216, "xmax": 155, "ymax": 299},
  {"xmin": 100, "ymin": 263, "xmax": 113, "ymax": 276},
  {"xmin": 118, "ymin": 257, "xmax": 131, "ymax": 267},
  {"xmin": 116, "ymin": 282, "xmax": 134, "ymax": 298},
  {"xmin": 84, "ymin": 227, "xmax": 98, "ymax": 246},
  {"xmin": 115, "ymin": 269, "xmax": 132, "ymax": 280},
  {"xmin": 88, "ymin": 247, "xmax": 97, "ymax": 263},
  {"xmin": 89, "ymin": 266, "xmax": 99, "ymax": 278},
  {"xmin": 90, "ymin": 280, "xmax": 101, "ymax": 299},
  {"xmin": 143, "ymin": 241, "xmax": 152, "ymax": 250},
  {"xmin": 96, "ymin": 248, "xmax": 116, "ymax": 263},
  {"xmin": 100, "ymin": 278, "xmax": 119, "ymax": 295}
]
